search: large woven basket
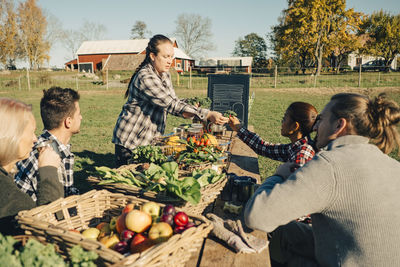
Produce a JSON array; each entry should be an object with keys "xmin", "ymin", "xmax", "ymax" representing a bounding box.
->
[
  {"xmin": 17, "ymin": 190, "xmax": 212, "ymax": 267},
  {"xmin": 87, "ymin": 163, "xmax": 228, "ymax": 215}
]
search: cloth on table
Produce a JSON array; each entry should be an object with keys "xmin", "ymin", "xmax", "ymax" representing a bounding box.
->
[{"xmin": 206, "ymin": 213, "xmax": 268, "ymax": 254}]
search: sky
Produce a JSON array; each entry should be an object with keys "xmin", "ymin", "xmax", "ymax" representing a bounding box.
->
[{"xmin": 30, "ymin": 0, "xmax": 400, "ymax": 68}]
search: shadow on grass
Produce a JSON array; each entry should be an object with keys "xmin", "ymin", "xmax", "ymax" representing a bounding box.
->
[{"xmin": 73, "ymin": 150, "xmax": 115, "ymax": 194}]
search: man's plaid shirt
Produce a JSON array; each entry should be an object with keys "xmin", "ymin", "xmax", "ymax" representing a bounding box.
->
[
  {"xmin": 237, "ymin": 127, "xmax": 315, "ymax": 166},
  {"xmin": 14, "ymin": 130, "xmax": 77, "ymax": 201},
  {"xmin": 113, "ymin": 63, "xmax": 209, "ymax": 150}
]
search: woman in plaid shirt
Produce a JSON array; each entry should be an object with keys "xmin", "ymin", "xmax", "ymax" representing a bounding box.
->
[
  {"xmin": 112, "ymin": 35, "xmax": 228, "ymax": 167},
  {"xmin": 229, "ymin": 102, "xmax": 318, "ymax": 167}
]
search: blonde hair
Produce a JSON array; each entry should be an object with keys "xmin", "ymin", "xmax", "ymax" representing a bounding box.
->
[
  {"xmin": 0, "ymin": 98, "xmax": 33, "ymax": 166},
  {"xmin": 330, "ymin": 93, "xmax": 400, "ymax": 155}
]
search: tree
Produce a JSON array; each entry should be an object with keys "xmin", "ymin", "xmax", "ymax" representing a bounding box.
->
[
  {"xmin": 0, "ymin": 0, "xmax": 22, "ymax": 69},
  {"xmin": 130, "ymin": 20, "xmax": 151, "ymax": 39},
  {"xmin": 61, "ymin": 20, "xmax": 107, "ymax": 60},
  {"xmin": 174, "ymin": 13, "xmax": 215, "ymax": 59},
  {"xmin": 271, "ymin": 0, "xmax": 361, "ymax": 75},
  {"xmin": 359, "ymin": 11, "xmax": 400, "ymax": 70},
  {"xmin": 233, "ymin": 33, "xmax": 268, "ymax": 69}
]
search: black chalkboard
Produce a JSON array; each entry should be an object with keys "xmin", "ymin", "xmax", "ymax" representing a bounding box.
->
[{"xmin": 207, "ymin": 74, "xmax": 250, "ymax": 129}]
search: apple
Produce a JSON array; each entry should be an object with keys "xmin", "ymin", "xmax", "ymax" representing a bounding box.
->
[
  {"xmin": 162, "ymin": 204, "xmax": 176, "ymax": 216},
  {"xmin": 81, "ymin": 227, "xmax": 100, "ymax": 240},
  {"xmin": 109, "ymin": 216, "xmax": 118, "ymax": 231},
  {"xmin": 174, "ymin": 212, "xmax": 189, "ymax": 227},
  {"xmin": 96, "ymin": 222, "xmax": 111, "ymax": 239},
  {"xmin": 174, "ymin": 225, "xmax": 186, "ymax": 234},
  {"xmin": 122, "ymin": 203, "xmax": 135, "ymax": 214},
  {"xmin": 148, "ymin": 222, "xmax": 173, "ymax": 243},
  {"xmin": 130, "ymin": 233, "xmax": 153, "ymax": 254},
  {"xmin": 125, "ymin": 210, "xmax": 152, "ymax": 233},
  {"xmin": 116, "ymin": 213, "xmax": 127, "ymax": 234},
  {"xmin": 99, "ymin": 233, "xmax": 120, "ymax": 248},
  {"xmin": 120, "ymin": 229, "xmax": 135, "ymax": 243},
  {"xmin": 141, "ymin": 201, "xmax": 161, "ymax": 219},
  {"xmin": 114, "ymin": 241, "xmax": 129, "ymax": 254},
  {"xmin": 160, "ymin": 213, "xmax": 174, "ymax": 226}
]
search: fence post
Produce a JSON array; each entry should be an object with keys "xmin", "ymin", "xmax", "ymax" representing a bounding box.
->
[
  {"xmin": 106, "ymin": 69, "xmax": 109, "ymax": 90},
  {"xmin": 378, "ymin": 71, "xmax": 381, "ymax": 86},
  {"xmin": 26, "ymin": 68, "xmax": 31, "ymax": 91},
  {"xmin": 18, "ymin": 76, "xmax": 21, "ymax": 91},
  {"xmin": 177, "ymin": 71, "xmax": 180, "ymax": 86},
  {"xmin": 189, "ymin": 66, "xmax": 192, "ymax": 89},
  {"xmin": 358, "ymin": 65, "xmax": 362, "ymax": 87},
  {"xmin": 313, "ymin": 73, "xmax": 317, "ymax": 88},
  {"xmin": 274, "ymin": 65, "xmax": 277, "ymax": 88}
]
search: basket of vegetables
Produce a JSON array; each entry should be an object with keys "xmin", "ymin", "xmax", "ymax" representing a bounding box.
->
[
  {"xmin": 17, "ymin": 190, "xmax": 212, "ymax": 267},
  {"xmin": 87, "ymin": 160, "xmax": 228, "ymax": 215}
]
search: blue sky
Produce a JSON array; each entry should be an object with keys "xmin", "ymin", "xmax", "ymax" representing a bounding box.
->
[{"xmin": 33, "ymin": 0, "xmax": 400, "ymax": 68}]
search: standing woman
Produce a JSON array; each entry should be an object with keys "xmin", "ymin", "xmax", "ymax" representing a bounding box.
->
[
  {"xmin": 113, "ymin": 34, "xmax": 228, "ymax": 167},
  {"xmin": 0, "ymin": 98, "xmax": 63, "ymax": 235}
]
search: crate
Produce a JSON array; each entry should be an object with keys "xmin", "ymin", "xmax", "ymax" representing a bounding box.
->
[
  {"xmin": 17, "ymin": 190, "xmax": 212, "ymax": 267},
  {"xmin": 87, "ymin": 164, "xmax": 228, "ymax": 215}
]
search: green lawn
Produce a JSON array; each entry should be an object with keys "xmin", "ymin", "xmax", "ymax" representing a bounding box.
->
[{"xmin": 3, "ymin": 86, "xmax": 400, "ymax": 193}]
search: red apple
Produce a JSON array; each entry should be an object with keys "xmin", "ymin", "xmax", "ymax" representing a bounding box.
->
[
  {"xmin": 163, "ymin": 204, "xmax": 176, "ymax": 216},
  {"xmin": 114, "ymin": 241, "xmax": 129, "ymax": 254},
  {"xmin": 174, "ymin": 211, "xmax": 188, "ymax": 227},
  {"xmin": 160, "ymin": 214, "xmax": 174, "ymax": 226},
  {"xmin": 122, "ymin": 203, "xmax": 135, "ymax": 214},
  {"xmin": 148, "ymin": 222, "xmax": 173, "ymax": 243},
  {"xmin": 120, "ymin": 229, "xmax": 135, "ymax": 243},
  {"xmin": 116, "ymin": 213, "xmax": 127, "ymax": 234},
  {"xmin": 174, "ymin": 225, "xmax": 186, "ymax": 234},
  {"xmin": 125, "ymin": 210, "xmax": 152, "ymax": 233},
  {"xmin": 130, "ymin": 233, "xmax": 153, "ymax": 254}
]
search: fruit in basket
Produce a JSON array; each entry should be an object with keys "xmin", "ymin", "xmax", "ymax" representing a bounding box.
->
[
  {"xmin": 148, "ymin": 222, "xmax": 173, "ymax": 243},
  {"xmin": 204, "ymin": 133, "xmax": 218, "ymax": 146},
  {"xmin": 125, "ymin": 210, "xmax": 152, "ymax": 233},
  {"xmin": 130, "ymin": 233, "xmax": 153, "ymax": 254},
  {"xmin": 166, "ymin": 135, "xmax": 180, "ymax": 146},
  {"xmin": 97, "ymin": 222, "xmax": 111, "ymax": 239},
  {"xmin": 109, "ymin": 216, "xmax": 118, "ymax": 231},
  {"xmin": 99, "ymin": 233, "xmax": 120, "ymax": 248},
  {"xmin": 122, "ymin": 203, "xmax": 135, "ymax": 214},
  {"xmin": 116, "ymin": 213, "xmax": 127, "ymax": 234},
  {"xmin": 81, "ymin": 227, "xmax": 100, "ymax": 240},
  {"xmin": 174, "ymin": 225, "xmax": 186, "ymax": 234},
  {"xmin": 141, "ymin": 201, "xmax": 161, "ymax": 219},
  {"xmin": 162, "ymin": 204, "xmax": 176, "ymax": 216},
  {"xmin": 174, "ymin": 211, "xmax": 189, "ymax": 227},
  {"xmin": 114, "ymin": 241, "xmax": 129, "ymax": 254},
  {"xmin": 120, "ymin": 229, "xmax": 135, "ymax": 243},
  {"xmin": 160, "ymin": 213, "xmax": 174, "ymax": 226}
]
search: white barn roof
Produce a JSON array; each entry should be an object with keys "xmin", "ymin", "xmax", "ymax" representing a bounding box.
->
[{"xmin": 75, "ymin": 38, "xmax": 192, "ymax": 60}]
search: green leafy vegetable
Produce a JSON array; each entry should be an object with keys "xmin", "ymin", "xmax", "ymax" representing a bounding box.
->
[{"xmin": 131, "ymin": 145, "xmax": 167, "ymax": 165}]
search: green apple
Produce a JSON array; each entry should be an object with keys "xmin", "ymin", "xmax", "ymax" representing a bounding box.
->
[
  {"xmin": 141, "ymin": 201, "xmax": 161, "ymax": 219},
  {"xmin": 109, "ymin": 216, "xmax": 118, "ymax": 231},
  {"xmin": 148, "ymin": 222, "xmax": 173, "ymax": 243},
  {"xmin": 81, "ymin": 227, "xmax": 100, "ymax": 240}
]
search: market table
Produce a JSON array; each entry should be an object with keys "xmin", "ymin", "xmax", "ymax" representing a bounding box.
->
[{"xmin": 185, "ymin": 128, "xmax": 271, "ymax": 267}]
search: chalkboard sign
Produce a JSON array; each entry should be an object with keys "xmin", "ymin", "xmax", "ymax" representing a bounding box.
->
[{"xmin": 207, "ymin": 74, "xmax": 250, "ymax": 129}]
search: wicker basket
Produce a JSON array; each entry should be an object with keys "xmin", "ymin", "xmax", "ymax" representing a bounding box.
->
[
  {"xmin": 87, "ymin": 164, "xmax": 228, "ymax": 215},
  {"xmin": 17, "ymin": 190, "xmax": 212, "ymax": 267}
]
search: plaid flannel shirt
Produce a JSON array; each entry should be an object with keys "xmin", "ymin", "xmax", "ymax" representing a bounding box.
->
[
  {"xmin": 112, "ymin": 63, "xmax": 209, "ymax": 150},
  {"xmin": 237, "ymin": 127, "xmax": 315, "ymax": 166},
  {"xmin": 14, "ymin": 130, "xmax": 77, "ymax": 201}
]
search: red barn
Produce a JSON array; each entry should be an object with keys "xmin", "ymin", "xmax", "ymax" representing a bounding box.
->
[{"xmin": 65, "ymin": 38, "xmax": 194, "ymax": 73}]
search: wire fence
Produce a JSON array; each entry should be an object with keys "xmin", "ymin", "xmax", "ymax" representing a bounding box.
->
[{"xmin": 0, "ymin": 67, "xmax": 399, "ymax": 92}]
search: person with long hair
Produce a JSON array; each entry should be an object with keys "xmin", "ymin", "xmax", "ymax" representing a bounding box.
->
[
  {"xmin": 245, "ymin": 93, "xmax": 400, "ymax": 266},
  {"xmin": 0, "ymin": 98, "xmax": 63, "ymax": 235},
  {"xmin": 229, "ymin": 101, "xmax": 318, "ymax": 167},
  {"xmin": 112, "ymin": 34, "xmax": 228, "ymax": 167}
]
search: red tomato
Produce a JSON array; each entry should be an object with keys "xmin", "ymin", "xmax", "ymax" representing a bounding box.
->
[
  {"xmin": 205, "ymin": 139, "xmax": 211, "ymax": 146},
  {"xmin": 174, "ymin": 212, "xmax": 189, "ymax": 227},
  {"xmin": 195, "ymin": 141, "xmax": 201, "ymax": 146}
]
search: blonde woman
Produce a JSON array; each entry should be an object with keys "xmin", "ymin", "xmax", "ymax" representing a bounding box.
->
[{"xmin": 0, "ymin": 98, "xmax": 63, "ymax": 235}]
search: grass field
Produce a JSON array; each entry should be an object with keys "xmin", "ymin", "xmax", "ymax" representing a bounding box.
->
[{"xmin": 3, "ymin": 85, "xmax": 400, "ymax": 194}]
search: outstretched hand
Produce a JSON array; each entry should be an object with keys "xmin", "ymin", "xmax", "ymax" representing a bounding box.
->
[
  {"xmin": 207, "ymin": 111, "xmax": 229, "ymax": 125},
  {"xmin": 228, "ymin": 116, "xmax": 241, "ymax": 132}
]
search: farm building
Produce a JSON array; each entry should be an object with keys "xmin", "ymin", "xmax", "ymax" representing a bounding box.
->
[
  {"xmin": 347, "ymin": 53, "xmax": 398, "ymax": 70},
  {"xmin": 196, "ymin": 57, "xmax": 253, "ymax": 74},
  {"xmin": 65, "ymin": 38, "xmax": 194, "ymax": 73}
]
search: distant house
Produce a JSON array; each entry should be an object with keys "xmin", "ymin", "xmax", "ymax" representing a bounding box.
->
[
  {"xmin": 347, "ymin": 53, "xmax": 398, "ymax": 70},
  {"xmin": 65, "ymin": 38, "xmax": 194, "ymax": 73},
  {"xmin": 196, "ymin": 57, "xmax": 253, "ymax": 73}
]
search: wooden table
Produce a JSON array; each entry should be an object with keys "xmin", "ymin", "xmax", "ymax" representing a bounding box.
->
[{"xmin": 185, "ymin": 128, "xmax": 271, "ymax": 267}]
